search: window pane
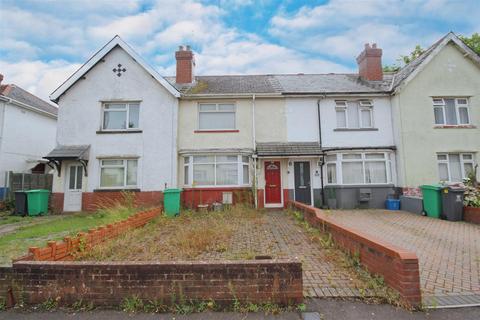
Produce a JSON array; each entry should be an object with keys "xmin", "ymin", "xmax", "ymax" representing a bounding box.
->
[
  {"xmin": 444, "ymin": 99, "xmax": 457, "ymax": 125},
  {"xmin": 101, "ymin": 167, "xmax": 124, "ymax": 187},
  {"xmin": 216, "ymin": 155, "xmax": 237, "ymax": 163},
  {"xmin": 216, "ymin": 164, "xmax": 238, "ymax": 185},
  {"xmin": 457, "ymin": 98, "xmax": 467, "ymax": 105},
  {"xmin": 365, "ymin": 153, "xmax": 384, "ymax": 159},
  {"xmin": 104, "ymin": 104, "xmax": 126, "ymax": 110},
  {"xmin": 365, "ymin": 161, "xmax": 387, "ymax": 183},
  {"xmin": 462, "ymin": 154, "xmax": 473, "ymax": 160},
  {"xmin": 242, "ymin": 156, "xmax": 249, "ymax": 163},
  {"xmin": 342, "ymin": 162, "xmax": 363, "ymax": 184},
  {"xmin": 434, "ymin": 107, "xmax": 444, "ymax": 124},
  {"xmin": 327, "ymin": 163, "xmax": 336, "ymax": 184},
  {"xmin": 243, "ymin": 164, "xmax": 249, "ymax": 184},
  {"xmin": 459, "ymin": 107, "xmax": 469, "ymax": 124},
  {"xmin": 347, "ymin": 102, "xmax": 360, "ymax": 128},
  {"xmin": 335, "ymin": 101, "xmax": 347, "ymax": 107},
  {"xmin": 76, "ymin": 166, "xmax": 83, "ymax": 189},
  {"xmin": 449, "ymin": 154, "xmax": 462, "ymax": 182},
  {"xmin": 361, "ymin": 109, "xmax": 372, "ymax": 127},
  {"xmin": 102, "ymin": 160, "xmax": 123, "ymax": 166},
  {"xmin": 126, "ymin": 160, "xmax": 137, "ymax": 185},
  {"xmin": 438, "ymin": 163, "xmax": 449, "ymax": 181},
  {"xmin": 103, "ymin": 110, "xmax": 127, "ymax": 129},
  {"xmin": 69, "ymin": 166, "xmax": 76, "ymax": 189},
  {"xmin": 128, "ymin": 104, "xmax": 140, "ymax": 128},
  {"xmin": 433, "ymin": 98, "xmax": 444, "ymax": 105},
  {"xmin": 464, "ymin": 163, "xmax": 474, "ymax": 178},
  {"xmin": 193, "ymin": 164, "xmax": 215, "ymax": 185},
  {"xmin": 199, "ymin": 112, "xmax": 235, "ymax": 130},
  {"xmin": 326, "ymin": 155, "xmax": 336, "ymax": 162},
  {"xmin": 343, "ymin": 154, "xmax": 362, "ymax": 160},
  {"xmin": 336, "ymin": 109, "xmax": 346, "ymax": 127},
  {"xmin": 184, "ymin": 157, "xmax": 190, "ymax": 164},
  {"xmin": 199, "ymin": 104, "xmax": 216, "ymax": 111},
  {"xmin": 193, "ymin": 155, "xmax": 214, "ymax": 163},
  {"xmin": 184, "ymin": 165, "xmax": 189, "ymax": 185},
  {"xmin": 218, "ymin": 104, "xmax": 235, "ymax": 111},
  {"xmin": 437, "ymin": 154, "xmax": 447, "ymax": 161}
]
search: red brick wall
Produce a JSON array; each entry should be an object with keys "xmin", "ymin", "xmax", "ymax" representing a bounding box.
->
[
  {"xmin": 2, "ymin": 260, "xmax": 302, "ymax": 307},
  {"xmin": 181, "ymin": 187, "xmax": 253, "ymax": 209},
  {"xmin": 257, "ymin": 189, "xmax": 265, "ymax": 209},
  {"xmin": 290, "ymin": 201, "xmax": 421, "ymax": 308},
  {"xmin": 464, "ymin": 206, "xmax": 480, "ymax": 224},
  {"xmin": 14, "ymin": 208, "xmax": 161, "ymax": 263}
]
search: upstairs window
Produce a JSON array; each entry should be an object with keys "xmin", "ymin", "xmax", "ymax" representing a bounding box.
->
[
  {"xmin": 335, "ymin": 100, "xmax": 373, "ymax": 129},
  {"xmin": 437, "ymin": 153, "xmax": 474, "ymax": 182},
  {"xmin": 198, "ymin": 103, "xmax": 236, "ymax": 130},
  {"xmin": 433, "ymin": 98, "xmax": 469, "ymax": 125},
  {"xmin": 102, "ymin": 102, "xmax": 140, "ymax": 130}
]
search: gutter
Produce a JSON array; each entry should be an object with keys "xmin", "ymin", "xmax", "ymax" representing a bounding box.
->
[
  {"xmin": 0, "ymin": 95, "xmax": 58, "ymax": 119},
  {"xmin": 281, "ymin": 92, "xmax": 391, "ymax": 97}
]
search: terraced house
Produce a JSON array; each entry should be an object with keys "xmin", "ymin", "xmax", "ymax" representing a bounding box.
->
[{"xmin": 45, "ymin": 32, "xmax": 480, "ymax": 212}]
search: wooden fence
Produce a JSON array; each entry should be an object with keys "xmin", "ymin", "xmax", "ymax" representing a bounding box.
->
[{"xmin": 4, "ymin": 171, "xmax": 53, "ymax": 199}]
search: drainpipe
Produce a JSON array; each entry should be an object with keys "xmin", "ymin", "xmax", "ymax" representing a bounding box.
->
[
  {"xmin": 317, "ymin": 96, "xmax": 326, "ymax": 207},
  {"xmin": 252, "ymin": 94, "xmax": 258, "ymax": 208}
]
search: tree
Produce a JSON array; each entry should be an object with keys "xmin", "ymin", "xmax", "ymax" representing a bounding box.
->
[
  {"xmin": 460, "ymin": 33, "xmax": 480, "ymax": 55},
  {"xmin": 383, "ymin": 45, "xmax": 425, "ymax": 72}
]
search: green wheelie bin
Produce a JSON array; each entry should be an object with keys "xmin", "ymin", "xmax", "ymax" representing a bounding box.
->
[
  {"xmin": 25, "ymin": 189, "xmax": 50, "ymax": 216},
  {"xmin": 163, "ymin": 188, "xmax": 182, "ymax": 217},
  {"xmin": 420, "ymin": 184, "xmax": 443, "ymax": 218}
]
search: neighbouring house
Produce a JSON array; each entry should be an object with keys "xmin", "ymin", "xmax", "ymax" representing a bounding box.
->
[
  {"xmin": 46, "ymin": 32, "xmax": 479, "ymax": 212},
  {"xmin": 0, "ymin": 74, "xmax": 57, "ymax": 198},
  {"xmin": 46, "ymin": 37, "xmax": 179, "ymax": 212},
  {"xmin": 390, "ymin": 33, "xmax": 480, "ymax": 196}
]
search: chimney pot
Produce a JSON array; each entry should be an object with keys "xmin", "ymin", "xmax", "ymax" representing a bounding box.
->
[
  {"xmin": 186, "ymin": 45, "xmax": 191, "ymax": 51},
  {"xmin": 356, "ymin": 42, "xmax": 383, "ymax": 81},
  {"xmin": 0, "ymin": 73, "xmax": 3, "ymax": 85}
]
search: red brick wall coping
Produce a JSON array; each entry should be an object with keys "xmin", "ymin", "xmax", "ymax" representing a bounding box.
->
[
  {"xmin": 1, "ymin": 259, "xmax": 302, "ymax": 307},
  {"xmin": 289, "ymin": 201, "xmax": 421, "ymax": 308},
  {"xmin": 14, "ymin": 207, "xmax": 162, "ymax": 263}
]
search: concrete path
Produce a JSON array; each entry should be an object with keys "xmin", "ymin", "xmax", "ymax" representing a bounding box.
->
[
  {"xmin": 1, "ymin": 299, "xmax": 479, "ymax": 319},
  {"xmin": 325, "ymin": 209, "xmax": 480, "ymax": 307}
]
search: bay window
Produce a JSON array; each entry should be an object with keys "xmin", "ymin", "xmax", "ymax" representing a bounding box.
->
[
  {"xmin": 198, "ymin": 103, "xmax": 236, "ymax": 130},
  {"xmin": 184, "ymin": 155, "xmax": 250, "ymax": 186},
  {"xmin": 433, "ymin": 98, "xmax": 470, "ymax": 125},
  {"xmin": 100, "ymin": 159, "xmax": 138, "ymax": 188},
  {"xmin": 102, "ymin": 102, "xmax": 140, "ymax": 130},
  {"xmin": 437, "ymin": 153, "xmax": 474, "ymax": 182},
  {"xmin": 325, "ymin": 152, "xmax": 392, "ymax": 185},
  {"xmin": 335, "ymin": 100, "xmax": 373, "ymax": 129}
]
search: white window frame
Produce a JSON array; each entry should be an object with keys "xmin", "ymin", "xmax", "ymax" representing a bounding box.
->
[
  {"xmin": 437, "ymin": 153, "xmax": 475, "ymax": 182},
  {"xmin": 325, "ymin": 152, "xmax": 392, "ymax": 185},
  {"xmin": 99, "ymin": 159, "xmax": 138, "ymax": 189},
  {"xmin": 101, "ymin": 102, "xmax": 140, "ymax": 131},
  {"xmin": 432, "ymin": 98, "xmax": 470, "ymax": 125},
  {"xmin": 184, "ymin": 154, "xmax": 250, "ymax": 187},
  {"xmin": 335, "ymin": 100, "xmax": 374, "ymax": 129},
  {"xmin": 197, "ymin": 103, "xmax": 236, "ymax": 131},
  {"xmin": 325, "ymin": 155, "xmax": 337, "ymax": 184}
]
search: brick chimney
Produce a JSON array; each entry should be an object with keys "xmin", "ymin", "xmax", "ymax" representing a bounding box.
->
[
  {"xmin": 0, "ymin": 73, "xmax": 3, "ymax": 85},
  {"xmin": 356, "ymin": 43, "xmax": 383, "ymax": 81},
  {"xmin": 175, "ymin": 45, "xmax": 195, "ymax": 84}
]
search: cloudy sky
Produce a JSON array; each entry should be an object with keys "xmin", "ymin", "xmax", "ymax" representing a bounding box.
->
[{"xmin": 0, "ymin": 0, "xmax": 478, "ymax": 102}]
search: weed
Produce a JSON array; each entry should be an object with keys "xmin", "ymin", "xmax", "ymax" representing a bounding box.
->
[
  {"xmin": 121, "ymin": 295, "xmax": 144, "ymax": 313},
  {"xmin": 0, "ymin": 297, "xmax": 6, "ymax": 311},
  {"xmin": 297, "ymin": 303, "xmax": 307, "ymax": 312},
  {"xmin": 71, "ymin": 299, "xmax": 94, "ymax": 312},
  {"xmin": 40, "ymin": 297, "xmax": 59, "ymax": 311}
]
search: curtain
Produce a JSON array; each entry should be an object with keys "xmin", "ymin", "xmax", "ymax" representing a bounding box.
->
[{"xmin": 342, "ymin": 162, "xmax": 363, "ymax": 184}]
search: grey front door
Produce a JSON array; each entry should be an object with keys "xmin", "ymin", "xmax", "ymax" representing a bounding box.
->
[{"xmin": 294, "ymin": 161, "xmax": 311, "ymax": 205}]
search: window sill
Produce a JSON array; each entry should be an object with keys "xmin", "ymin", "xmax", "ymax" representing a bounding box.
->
[
  {"xmin": 333, "ymin": 128, "xmax": 378, "ymax": 132},
  {"xmin": 433, "ymin": 125, "xmax": 476, "ymax": 129},
  {"xmin": 194, "ymin": 130, "xmax": 239, "ymax": 133},
  {"xmin": 96, "ymin": 130, "xmax": 142, "ymax": 134},
  {"xmin": 94, "ymin": 188, "xmax": 140, "ymax": 192}
]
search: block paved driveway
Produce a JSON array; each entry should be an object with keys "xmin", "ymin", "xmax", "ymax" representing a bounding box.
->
[
  {"xmin": 199, "ymin": 211, "xmax": 370, "ymax": 298},
  {"xmin": 326, "ymin": 209, "xmax": 480, "ymax": 307}
]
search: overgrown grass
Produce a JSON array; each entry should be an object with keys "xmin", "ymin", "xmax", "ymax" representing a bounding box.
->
[
  {"xmin": 79, "ymin": 205, "xmax": 263, "ymax": 261},
  {"xmin": 0, "ymin": 201, "xmax": 138, "ymax": 266}
]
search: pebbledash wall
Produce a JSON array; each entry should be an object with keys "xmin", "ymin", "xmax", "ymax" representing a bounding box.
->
[
  {"xmin": 51, "ymin": 46, "xmax": 178, "ymax": 212},
  {"xmin": 0, "ymin": 261, "xmax": 302, "ymax": 307}
]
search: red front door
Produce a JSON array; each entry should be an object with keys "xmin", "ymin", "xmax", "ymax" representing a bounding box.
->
[{"xmin": 265, "ymin": 161, "xmax": 281, "ymax": 204}]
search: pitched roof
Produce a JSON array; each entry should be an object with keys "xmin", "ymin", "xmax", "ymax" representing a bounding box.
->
[
  {"xmin": 0, "ymin": 84, "xmax": 58, "ymax": 116},
  {"xmin": 391, "ymin": 32, "xmax": 480, "ymax": 92},
  {"xmin": 256, "ymin": 142, "xmax": 322, "ymax": 156},
  {"xmin": 166, "ymin": 73, "xmax": 393, "ymax": 96},
  {"xmin": 50, "ymin": 36, "xmax": 180, "ymax": 102}
]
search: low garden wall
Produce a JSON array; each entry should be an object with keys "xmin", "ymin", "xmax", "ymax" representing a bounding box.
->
[
  {"xmin": 464, "ymin": 206, "xmax": 480, "ymax": 224},
  {"xmin": 289, "ymin": 201, "xmax": 421, "ymax": 308},
  {"xmin": 14, "ymin": 207, "xmax": 162, "ymax": 262},
  {"xmin": 1, "ymin": 260, "xmax": 302, "ymax": 307}
]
